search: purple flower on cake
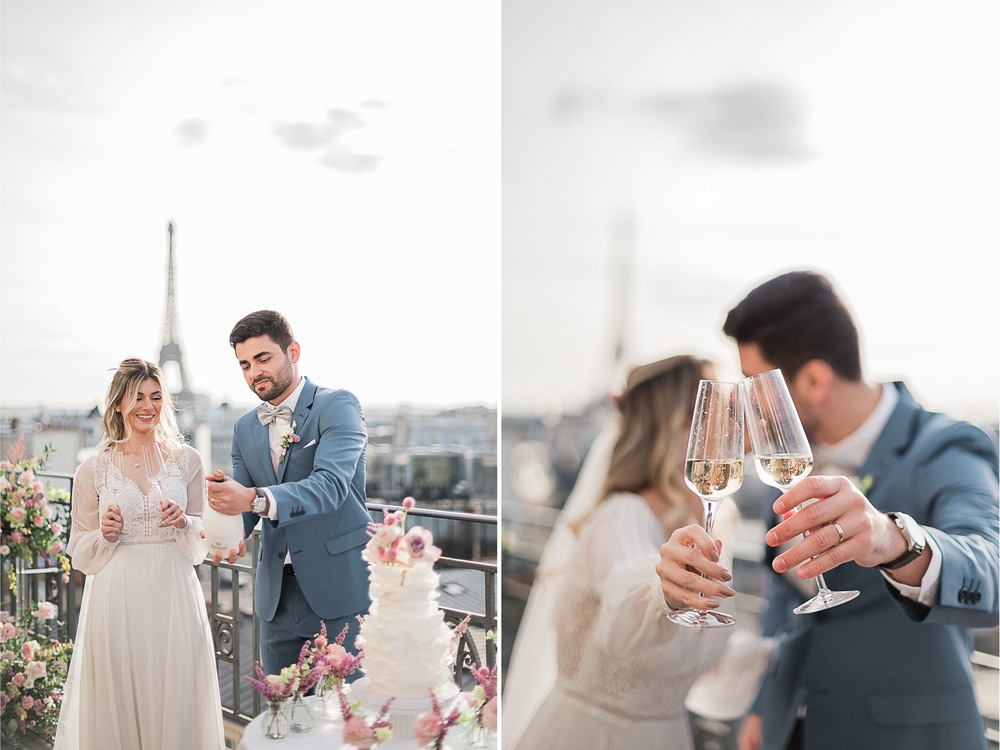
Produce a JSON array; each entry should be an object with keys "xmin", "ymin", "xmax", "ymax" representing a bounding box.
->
[{"xmin": 363, "ymin": 497, "xmax": 442, "ymax": 570}]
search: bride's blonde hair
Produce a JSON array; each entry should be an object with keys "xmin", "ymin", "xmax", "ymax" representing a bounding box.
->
[
  {"xmin": 599, "ymin": 355, "xmax": 714, "ymax": 532},
  {"xmin": 98, "ymin": 358, "xmax": 185, "ymax": 455}
]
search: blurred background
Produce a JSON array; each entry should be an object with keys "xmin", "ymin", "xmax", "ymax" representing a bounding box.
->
[{"xmin": 500, "ymin": 0, "xmax": 999, "ymax": 745}]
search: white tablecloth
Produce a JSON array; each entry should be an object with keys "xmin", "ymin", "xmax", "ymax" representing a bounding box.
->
[{"xmin": 237, "ymin": 695, "xmax": 495, "ymax": 750}]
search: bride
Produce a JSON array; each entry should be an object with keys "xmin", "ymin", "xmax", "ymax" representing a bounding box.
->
[
  {"xmin": 503, "ymin": 355, "xmax": 739, "ymax": 749},
  {"xmin": 54, "ymin": 358, "xmax": 225, "ymax": 750}
]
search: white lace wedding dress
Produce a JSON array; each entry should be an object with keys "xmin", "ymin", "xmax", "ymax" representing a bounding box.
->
[
  {"xmin": 511, "ymin": 492, "xmax": 732, "ymax": 750},
  {"xmin": 54, "ymin": 445, "xmax": 225, "ymax": 750}
]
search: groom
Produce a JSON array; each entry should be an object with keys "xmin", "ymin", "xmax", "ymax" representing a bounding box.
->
[{"xmin": 207, "ymin": 310, "xmax": 372, "ymax": 675}]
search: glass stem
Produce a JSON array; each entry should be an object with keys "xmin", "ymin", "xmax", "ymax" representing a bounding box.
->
[{"xmin": 703, "ymin": 500, "xmax": 718, "ymax": 537}]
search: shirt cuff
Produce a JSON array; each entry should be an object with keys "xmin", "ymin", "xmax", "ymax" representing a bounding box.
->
[
  {"xmin": 881, "ymin": 533, "xmax": 941, "ymax": 607},
  {"xmin": 264, "ymin": 487, "xmax": 278, "ymax": 521}
]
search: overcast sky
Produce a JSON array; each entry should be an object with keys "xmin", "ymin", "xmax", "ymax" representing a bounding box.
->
[
  {"xmin": 502, "ymin": 0, "xmax": 999, "ymax": 423},
  {"xmin": 1, "ymin": 0, "xmax": 499, "ymax": 411}
]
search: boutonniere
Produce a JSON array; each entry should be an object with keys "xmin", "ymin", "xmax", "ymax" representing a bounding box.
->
[{"xmin": 278, "ymin": 421, "xmax": 301, "ymax": 464}]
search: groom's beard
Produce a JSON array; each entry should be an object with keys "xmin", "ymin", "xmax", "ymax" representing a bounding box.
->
[{"xmin": 252, "ymin": 363, "xmax": 295, "ymax": 403}]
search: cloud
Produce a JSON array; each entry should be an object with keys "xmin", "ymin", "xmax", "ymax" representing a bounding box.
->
[
  {"xmin": 555, "ymin": 80, "xmax": 813, "ymax": 162},
  {"xmin": 0, "ymin": 60, "xmax": 105, "ymax": 115},
  {"xmin": 316, "ymin": 147, "xmax": 381, "ymax": 174},
  {"xmin": 173, "ymin": 117, "xmax": 211, "ymax": 146},
  {"xmin": 272, "ymin": 108, "xmax": 380, "ymax": 173}
]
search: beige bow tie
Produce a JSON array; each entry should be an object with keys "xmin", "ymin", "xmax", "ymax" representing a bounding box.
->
[{"xmin": 257, "ymin": 403, "xmax": 292, "ymax": 426}]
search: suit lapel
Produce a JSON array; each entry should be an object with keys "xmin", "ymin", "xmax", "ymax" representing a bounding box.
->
[
  {"xmin": 276, "ymin": 378, "xmax": 317, "ymax": 483},
  {"xmin": 859, "ymin": 383, "xmax": 922, "ymax": 506}
]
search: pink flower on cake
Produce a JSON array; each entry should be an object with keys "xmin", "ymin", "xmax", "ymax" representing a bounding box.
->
[{"xmin": 362, "ymin": 497, "xmax": 441, "ymax": 570}]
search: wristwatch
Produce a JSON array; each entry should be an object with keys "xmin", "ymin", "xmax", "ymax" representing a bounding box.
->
[
  {"xmin": 252, "ymin": 487, "xmax": 268, "ymax": 516},
  {"xmin": 879, "ymin": 512, "xmax": 927, "ymax": 570}
]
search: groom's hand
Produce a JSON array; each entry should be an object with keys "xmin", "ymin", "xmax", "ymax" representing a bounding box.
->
[
  {"xmin": 206, "ymin": 474, "xmax": 255, "ymax": 515},
  {"xmin": 207, "ymin": 536, "xmax": 247, "ymax": 566}
]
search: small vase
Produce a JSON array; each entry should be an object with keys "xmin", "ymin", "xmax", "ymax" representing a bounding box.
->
[
  {"xmin": 288, "ymin": 690, "xmax": 314, "ymax": 733},
  {"xmin": 261, "ymin": 700, "xmax": 290, "ymax": 739},
  {"xmin": 314, "ymin": 675, "xmax": 343, "ymax": 717},
  {"xmin": 468, "ymin": 717, "xmax": 494, "ymax": 747}
]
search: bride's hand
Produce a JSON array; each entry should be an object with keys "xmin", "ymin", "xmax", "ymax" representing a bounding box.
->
[
  {"xmin": 159, "ymin": 500, "xmax": 187, "ymax": 529},
  {"xmin": 655, "ymin": 523, "xmax": 735, "ymax": 611},
  {"xmin": 101, "ymin": 505, "xmax": 124, "ymax": 541}
]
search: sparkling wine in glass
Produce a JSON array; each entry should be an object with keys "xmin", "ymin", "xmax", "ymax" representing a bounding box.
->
[
  {"xmin": 741, "ymin": 369, "xmax": 860, "ymax": 614},
  {"xmin": 104, "ymin": 450, "xmax": 126, "ymax": 538},
  {"xmin": 667, "ymin": 379, "xmax": 744, "ymax": 628},
  {"xmin": 142, "ymin": 443, "xmax": 167, "ymax": 509}
]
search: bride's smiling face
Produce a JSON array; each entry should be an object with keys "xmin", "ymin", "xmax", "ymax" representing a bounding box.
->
[{"xmin": 119, "ymin": 378, "xmax": 162, "ymax": 439}]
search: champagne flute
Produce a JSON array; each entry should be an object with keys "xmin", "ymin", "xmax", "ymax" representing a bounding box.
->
[
  {"xmin": 667, "ymin": 379, "xmax": 744, "ymax": 628},
  {"xmin": 741, "ymin": 369, "xmax": 860, "ymax": 614},
  {"xmin": 142, "ymin": 443, "xmax": 167, "ymax": 510},
  {"xmin": 105, "ymin": 451, "xmax": 126, "ymax": 537}
]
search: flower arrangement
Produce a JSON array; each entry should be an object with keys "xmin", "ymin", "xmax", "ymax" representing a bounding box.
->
[
  {"xmin": 362, "ymin": 497, "xmax": 442, "ymax": 570},
  {"xmin": 413, "ymin": 688, "xmax": 463, "ymax": 749},
  {"xmin": 244, "ymin": 662, "xmax": 298, "ymax": 703},
  {"xmin": 278, "ymin": 422, "xmax": 300, "ymax": 464},
  {"xmin": 0, "ymin": 602, "xmax": 74, "ymax": 746},
  {"xmin": 461, "ymin": 661, "xmax": 498, "ymax": 735},
  {"xmin": 308, "ymin": 620, "xmax": 363, "ymax": 693},
  {"xmin": 1, "ymin": 438, "xmax": 71, "ymax": 595},
  {"xmin": 336, "ymin": 685, "xmax": 394, "ymax": 749}
]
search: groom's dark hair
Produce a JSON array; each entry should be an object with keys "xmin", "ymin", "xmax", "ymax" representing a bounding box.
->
[
  {"xmin": 229, "ymin": 310, "xmax": 296, "ymax": 351},
  {"xmin": 723, "ymin": 271, "xmax": 862, "ymax": 381}
]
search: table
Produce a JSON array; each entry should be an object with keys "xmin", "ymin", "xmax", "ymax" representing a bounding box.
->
[{"xmin": 237, "ymin": 696, "xmax": 495, "ymax": 750}]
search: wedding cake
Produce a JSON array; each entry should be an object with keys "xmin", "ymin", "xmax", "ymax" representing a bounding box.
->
[{"xmin": 352, "ymin": 501, "xmax": 460, "ymax": 740}]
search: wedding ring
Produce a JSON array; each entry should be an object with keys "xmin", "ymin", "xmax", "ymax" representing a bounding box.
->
[{"xmin": 832, "ymin": 522, "xmax": 845, "ymax": 545}]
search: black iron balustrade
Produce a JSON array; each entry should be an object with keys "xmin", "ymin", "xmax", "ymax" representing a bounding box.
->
[{"xmin": 5, "ymin": 473, "xmax": 498, "ymax": 734}]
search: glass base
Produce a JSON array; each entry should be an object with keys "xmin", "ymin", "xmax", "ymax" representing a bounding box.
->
[
  {"xmin": 666, "ymin": 607, "xmax": 735, "ymax": 628},
  {"xmin": 793, "ymin": 588, "xmax": 860, "ymax": 614}
]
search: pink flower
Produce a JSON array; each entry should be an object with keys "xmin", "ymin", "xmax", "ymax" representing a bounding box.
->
[
  {"xmin": 32, "ymin": 515, "xmax": 45, "ymax": 528},
  {"xmin": 8, "ymin": 507, "xmax": 26, "ymax": 525},
  {"xmin": 402, "ymin": 526, "xmax": 442, "ymax": 566},
  {"xmin": 32, "ymin": 602, "xmax": 57, "ymax": 620},
  {"xmin": 412, "ymin": 711, "xmax": 443, "ymax": 748},
  {"xmin": 10, "ymin": 531, "xmax": 24, "ymax": 544},
  {"xmin": 51, "ymin": 540, "xmax": 63, "ymax": 554},
  {"xmin": 50, "ymin": 522, "xmax": 63, "ymax": 536},
  {"xmin": 343, "ymin": 715, "xmax": 377, "ymax": 749},
  {"xmin": 12, "ymin": 673, "xmax": 25, "ymax": 688},
  {"xmin": 481, "ymin": 695, "xmax": 498, "ymax": 730},
  {"xmin": 2, "ymin": 622, "xmax": 19, "ymax": 641},
  {"xmin": 21, "ymin": 640, "xmax": 38, "ymax": 661},
  {"xmin": 402, "ymin": 496, "xmax": 416, "ymax": 510},
  {"xmin": 21, "ymin": 695, "xmax": 33, "ymax": 710},
  {"xmin": 26, "ymin": 660, "xmax": 46, "ymax": 683}
]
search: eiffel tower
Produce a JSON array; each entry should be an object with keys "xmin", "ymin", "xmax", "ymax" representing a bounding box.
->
[{"xmin": 158, "ymin": 221, "xmax": 195, "ymax": 406}]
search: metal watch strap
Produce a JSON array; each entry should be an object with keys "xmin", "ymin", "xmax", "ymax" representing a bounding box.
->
[{"xmin": 252, "ymin": 487, "xmax": 267, "ymax": 515}]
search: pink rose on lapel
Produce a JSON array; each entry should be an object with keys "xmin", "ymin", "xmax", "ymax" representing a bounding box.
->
[{"xmin": 278, "ymin": 421, "xmax": 300, "ymax": 464}]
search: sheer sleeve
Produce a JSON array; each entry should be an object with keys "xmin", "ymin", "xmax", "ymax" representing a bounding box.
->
[
  {"xmin": 172, "ymin": 445, "xmax": 208, "ymax": 565},
  {"xmin": 582, "ymin": 495, "xmax": 687, "ymax": 657},
  {"xmin": 65, "ymin": 456, "xmax": 119, "ymax": 575}
]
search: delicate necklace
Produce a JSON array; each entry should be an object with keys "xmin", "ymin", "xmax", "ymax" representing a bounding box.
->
[{"xmin": 120, "ymin": 449, "xmax": 146, "ymax": 468}]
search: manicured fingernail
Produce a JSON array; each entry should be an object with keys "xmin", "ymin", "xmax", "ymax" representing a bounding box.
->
[
  {"xmin": 720, "ymin": 586, "xmax": 736, "ymax": 597},
  {"xmin": 709, "ymin": 548, "xmax": 720, "ymax": 562},
  {"xmin": 705, "ymin": 600, "xmax": 720, "ymax": 609},
  {"xmin": 720, "ymin": 570, "xmax": 733, "ymax": 582}
]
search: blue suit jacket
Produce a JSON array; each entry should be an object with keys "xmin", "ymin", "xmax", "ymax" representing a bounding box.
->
[
  {"xmin": 231, "ymin": 378, "xmax": 372, "ymax": 623},
  {"xmin": 754, "ymin": 383, "xmax": 998, "ymax": 750}
]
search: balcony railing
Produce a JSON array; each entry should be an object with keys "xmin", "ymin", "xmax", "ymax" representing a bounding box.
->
[{"xmin": 6, "ymin": 471, "xmax": 497, "ymax": 739}]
